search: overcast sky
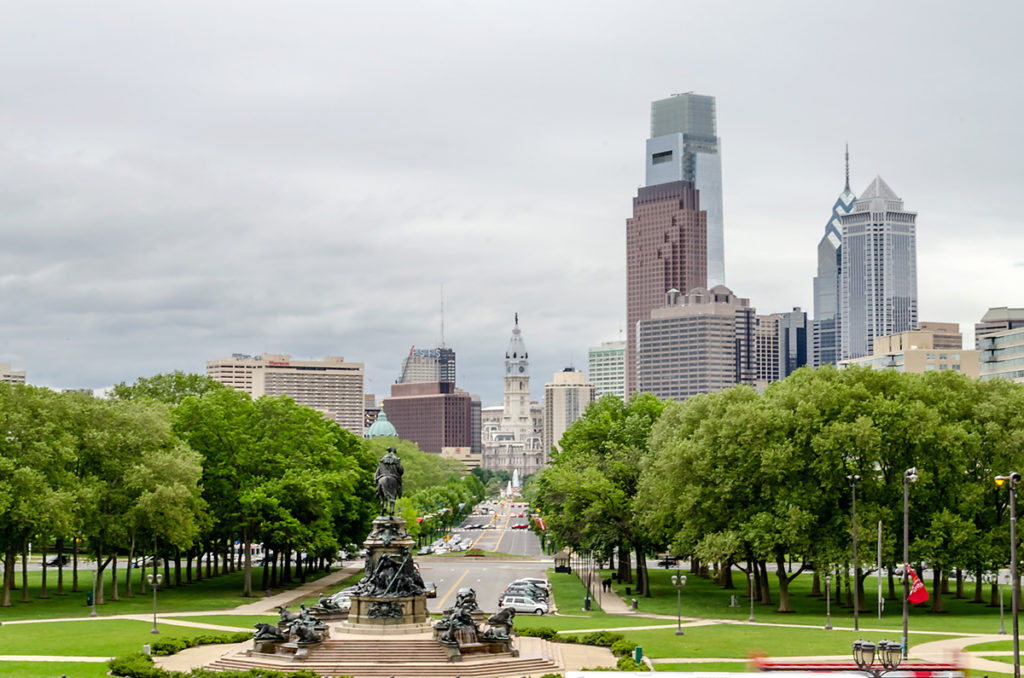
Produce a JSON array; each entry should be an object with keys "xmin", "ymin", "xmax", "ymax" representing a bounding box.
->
[{"xmin": 2, "ymin": 1, "xmax": 1022, "ymax": 406}]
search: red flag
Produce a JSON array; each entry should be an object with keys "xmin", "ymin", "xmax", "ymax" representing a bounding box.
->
[{"xmin": 906, "ymin": 564, "xmax": 929, "ymax": 604}]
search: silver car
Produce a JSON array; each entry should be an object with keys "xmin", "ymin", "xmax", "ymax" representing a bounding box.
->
[{"xmin": 499, "ymin": 595, "xmax": 548, "ymax": 615}]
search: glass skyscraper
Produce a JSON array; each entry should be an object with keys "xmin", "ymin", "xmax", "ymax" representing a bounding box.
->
[
  {"xmin": 644, "ymin": 93, "xmax": 726, "ymax": 287},
  {"xmin": 812, "ymin": 149, "xmax": 856, "ymax": 367},
  {"xmin": 839, "ymin": 176, "xmax": 918, "ymax": 360}
]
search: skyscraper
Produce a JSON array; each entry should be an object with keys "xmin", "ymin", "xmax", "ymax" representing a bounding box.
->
[
  {"xmin": 398, "ymin": 346, "xmax": 456, "ymax": 384},
  {"xmin": 839, "ymin": 176, "xmax": 918, "ymax": 360},
  {"xmin": 587, "ymin": 340, "xmax": 626, "ymax": 400},
  {"xmin": 812, "ymin": 148, "xmax": 857, "ymax": 367},
  {"xmin": 206, "ymin": 353, "xmax": 364, "ymax": 434},
  {"xmin": 625, "ymin": 181, "xmax": 707, "ymax": 395},
  {"xmin": 542, "ymin": 368, "xmax": 596, "ymax": 454},
  {"xmin": 637, "ymin": 286, "xmax": 756, "ymax": 401},
  {"xmin": 646, "ymin": 93, "xmax": 725, "ymax": 287}
]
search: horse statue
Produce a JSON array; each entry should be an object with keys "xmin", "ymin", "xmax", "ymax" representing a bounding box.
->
[{"xmin": 375, "ymin": 447, "xmax": 404, "ymax": 516}]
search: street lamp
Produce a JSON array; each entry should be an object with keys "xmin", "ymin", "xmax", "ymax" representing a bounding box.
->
[
  {"xmin": 996, "ymin": 471, "xmax": 1021, "ymax": 678},
  {"xmin": 748, "ymin": 569, "xmax": 755, "ymax": 622},
  {"xmin": 671, "ymin": 572, "xmax": 687, "ymax": 635},
  {"xmin": 848, "ymin": 474, "xmax": 861, "ymax": 631},
  {"xmin": 825, "ymin": 574, "xmax": 833, "ymax": 630},
  {"xmin": 853, "ymin": 639, "xmax": 903, "ymax": 678},
  {"xmin": 147, "ymin": 573, "xmax": 163, "ymax": 634},
  {"xmin": 901, "ymin": 467, "xmax": 917, "ymax": 660}
]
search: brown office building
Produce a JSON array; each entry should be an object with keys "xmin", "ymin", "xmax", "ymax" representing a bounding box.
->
[
  {"xmin": 382, "ymin": 381, "xmax": 473, "ymax": 455},
  {"xmin": 626, "ymin": 180, "xmax": 707, "ymax": 395}
]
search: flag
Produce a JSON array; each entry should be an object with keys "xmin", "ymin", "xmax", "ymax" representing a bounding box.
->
[{"xmin": 906, "ymin": 564, "xmax": 929, "ymax": 604}]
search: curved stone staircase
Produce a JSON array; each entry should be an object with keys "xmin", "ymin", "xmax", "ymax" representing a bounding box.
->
[{"xmin": 204, "ymin": 635, "xmax": 563, "ymax": 677}]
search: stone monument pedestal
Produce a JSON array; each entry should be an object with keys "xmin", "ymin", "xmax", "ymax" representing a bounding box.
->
[{"xmin": 347, "ymin": 593, "xmax": 428, "ymax": 626}]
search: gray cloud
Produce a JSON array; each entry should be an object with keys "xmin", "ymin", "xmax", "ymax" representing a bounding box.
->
[{"xmin": 1, "ymin": 0, "xmax": 1022, "ymax": 404}]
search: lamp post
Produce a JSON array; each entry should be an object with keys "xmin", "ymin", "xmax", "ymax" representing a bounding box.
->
[
  {"xmin": 852, "ymin": 639, "xmax": 903, "ymax": 678},
  {"xmin": 901, "ymin": 467, "xmax": 917, "ymax": 660},
  {"xmin": 825, "ymin": 574, "xmax": 833, "ymax": 630},
  {"xmin": 996, "ymin": 472, "xmax": 1021, "ymax": 678},
  {"xmin": 748, "ymin": 569, "xmax": 755, "ymax": 622},
  {"xmin": 147, "ymin": 573, "xmax": 163, "ymax": 634},
  {"xmin": 671, "ymin": 572, "xmax": 687, "ymax": 635},
  {"xmin": 90, "ymin": 555, "xmax": 98, "ymax": 618},
  {"xmin": 848, "ymin": 474, "xmax": 861, "ymax": 631}
]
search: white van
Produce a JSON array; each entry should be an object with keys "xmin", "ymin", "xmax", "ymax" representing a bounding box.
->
[{"xmin": 500, "ymin": 596, "xmax": 548, "ymax": 615}]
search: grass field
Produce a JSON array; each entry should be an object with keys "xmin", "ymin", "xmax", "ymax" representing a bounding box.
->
[
  {"xmin": 547, "ymin": 569, "xmax": 602, "ymax": 617},
  {"xmin": 653, "ymin": 661, "xmax": 751, "ymax": 672},
  {"xmin": 0, "ymin": 618, "xmax": 237, "ymax": 656},
  {"xmin": 0, "ymin": 566, "xmax": 334, "ymax": 621},
  {"xmin": 0, "ymin": 661, "xmax": 111, "ymax": 677},
  {"xmin": 591, "ymin": 624, "xmax": 959, "ymax": 660},
  {"xmin": 607, "ymin": 567, "xmax": 1010, "ymax": 634},
  {"xmin": 162, "ymin": 614, "xmax": 271, "ymax": 629}
]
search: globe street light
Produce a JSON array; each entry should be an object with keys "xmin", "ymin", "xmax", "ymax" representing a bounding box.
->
[
  {"xmin": 853, "ymin": 639, "xmax": 903, "ymax": 678},
  {"xmin": 147, "ymin": 573, "xmax": 163, "ymax": 634},
  {"xmin": 996, "ymin": 472, "xmax": 1021, "ymax": 678},
  {"xmin": 671, "ymin": 572, "xmax": 687, "ymax": 635},
  {"xmin": 901, "ymin": 467, "xmax": 917, "ymax": 660},
  {"xmin": 848, "ymin": 474, "xmax": 861, "ymax": 631}
]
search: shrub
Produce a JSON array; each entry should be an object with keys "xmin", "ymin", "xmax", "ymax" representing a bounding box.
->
[
  {"xmin": 517, "ymin": 626, "xmax": 559, "ymax": 640},
  {"xmin": 151, "ymin": 632, "xmax": 251, "ymax": 656},
  {"xmin": 610, "ymin": 639, "xmax": 638, "ymax": 657},
  {"xmin": 618, "ymin": 653, "xmax": 641, "ymax": 670},
  {"xmin": 577, "ymin": 631, "xmax": 624, "ymax": 647}
]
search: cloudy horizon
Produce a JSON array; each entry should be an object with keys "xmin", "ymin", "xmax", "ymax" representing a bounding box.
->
[{"xmin": 2, "ymin": 1, "xmax": 1022, "ymax": 407}]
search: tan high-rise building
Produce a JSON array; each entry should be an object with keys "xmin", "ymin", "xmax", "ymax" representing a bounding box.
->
[
  {"xmin": 840, "ymin": 325, "xmax": 978, "ymax": 377},
  {"xmin": 543, "ymin": 368, "xmax": 596, "ymax": 455},
  {"xmin": 626, "ymin": 181, "xmax": 707, "ymax": 396},
  {"xmin": 637, "ymin": 286, "xmax": 756, "ymax": 401},
  {"xmin": 1, "ymin": 363, "xmax": 26, "ymax": 385},
  {"xmin": 206, "ymin": 353, "xmax": 364, "ymax": 434}
]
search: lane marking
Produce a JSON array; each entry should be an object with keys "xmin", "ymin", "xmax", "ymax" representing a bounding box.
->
[{"xmin": 435, "ymin": 568, "xmax": 470, "ymax": 609}]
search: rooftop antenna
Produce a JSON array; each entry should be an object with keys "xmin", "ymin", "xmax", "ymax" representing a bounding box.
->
[
  {"xmin": 845, "ymin": 143, "xmax": 851, "ymax": 193},
  {"xmin": 440, "ymin": 284, "xmax": 446, "ymax": 348}
]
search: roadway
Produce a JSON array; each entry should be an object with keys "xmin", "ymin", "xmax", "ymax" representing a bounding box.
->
[{"xmin": 420, "ymin": 500, "xmax": 548, "ymax": 614}]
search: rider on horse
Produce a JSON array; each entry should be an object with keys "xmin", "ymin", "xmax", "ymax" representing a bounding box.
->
[{"xmin": 375, "ymin": 447, "xmax": 404, "ymax": 516}]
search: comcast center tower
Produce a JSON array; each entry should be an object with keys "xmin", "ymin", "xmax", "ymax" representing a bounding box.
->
[{"xmin": 645, "ymin": 93, "xmax": 725, "ymax": 288}]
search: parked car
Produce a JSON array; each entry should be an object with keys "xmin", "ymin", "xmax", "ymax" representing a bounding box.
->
[
  {"xmin": 417, "ymin": 545, "xmax": 434, "ymax": 556},
  {"xmin": 44, "ymin": 554, "xmax": 70, "ymax": 567},
  {"xmin": 504, "ymin": 587, "xmax": 547, "ymax": 601},
  {"xmin": 499, "ymin": 595, "xmax": 548, "ymax": 615},
  {"xmin": 513, "ymin": 577, "xmax": 550, "ymax": 592},
  {"xmin": 327, "ymin": 591, "xmax": 352, "ymax": 611},
  {"xmin": 423, "ymin": 581, "xmax": 438, "ymax": 598},
  {"xmin": 132, "ymin": 556, "xmax": 163, "ymax": 569},
  {"xmin": 657, "ymin": 556, "xmax": 679, "ymax": 569}
]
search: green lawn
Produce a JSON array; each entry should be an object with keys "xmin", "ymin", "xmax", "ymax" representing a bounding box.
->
[
  {"xmin": 548, "ymin": 569, "xmax": 602, "ymax": 617},
  {"xmin": 964, "ymin": 639, "xmax": 1014, "ymax": 652},
  {"xmin": 607, "ymin": 567, "xmax": 1010, "ymax": 634},
  {"xmin": 654, "ymin": 661, "xmax": 751, "ymax": 672},
  {"xmin": 515, "ymin": 615, "xmax": 680, "ymax": 631},
  {"xmin": 0, "ymin": 661, "xmax": 112, "ymax": 677},
  {"xmin": 568, "ymin": 623, "xmax": 957, "ymax": 660},
  {"xmin": 0, "ymin": 566, "xmax": 335, "ymax": 621},
  {"xmin": 0, "ymin": 619, "xmax": 236, "ymax": 657},
  {"xmin": 162, "ymin": 614, "xmax": 270, "ymax": 629}
]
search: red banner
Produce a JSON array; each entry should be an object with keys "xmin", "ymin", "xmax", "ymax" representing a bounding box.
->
[{"xmin": 906, "ymin": 564, "xmax": 929, "ymax": 604}]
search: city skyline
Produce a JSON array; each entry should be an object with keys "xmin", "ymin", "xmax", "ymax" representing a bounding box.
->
[{"xmin": 1, "ymin": 2, "xmax": 1022, "ymax": 406}]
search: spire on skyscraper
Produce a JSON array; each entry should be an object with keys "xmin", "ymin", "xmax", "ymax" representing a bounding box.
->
[{"xmin": 844, "ymin": 143, "xmax": 850, "ymax": 193}]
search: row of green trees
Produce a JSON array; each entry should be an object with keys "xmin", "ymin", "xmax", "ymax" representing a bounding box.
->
[
  {"xmin": 532, "ymin": 367, "xmax": 1024, "ymax": 613},
  {"xmin": 0, "ymin": 372, "xmax": 482, "ymax": 607}
]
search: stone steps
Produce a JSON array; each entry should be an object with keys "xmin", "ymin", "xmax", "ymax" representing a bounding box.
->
[
  {"xmin": 204, "ymin": 636, "xmax": 562, "ymax": 677},
  {"xmin": 207, "ymin": 655, "xmax": 559, "ymax": 677}
]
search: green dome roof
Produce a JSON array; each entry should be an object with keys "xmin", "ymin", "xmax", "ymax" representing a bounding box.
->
[{"xmin": 367, "ymin": 410, "xmax": 398, "ymax": 438}]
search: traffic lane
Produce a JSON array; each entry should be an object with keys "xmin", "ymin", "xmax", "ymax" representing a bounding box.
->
[
  {"xmin": 420, "ymin": 559, "xmax": 550, "ymax": 614},
  {"xmin": 492, "ymin": 525, "xmax": 542, "ymax": 557}
]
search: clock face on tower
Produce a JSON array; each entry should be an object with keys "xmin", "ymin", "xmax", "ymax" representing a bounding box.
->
[{"xmin": 518, "ymin": 366, "xmax": 525, "ymax": 373}]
